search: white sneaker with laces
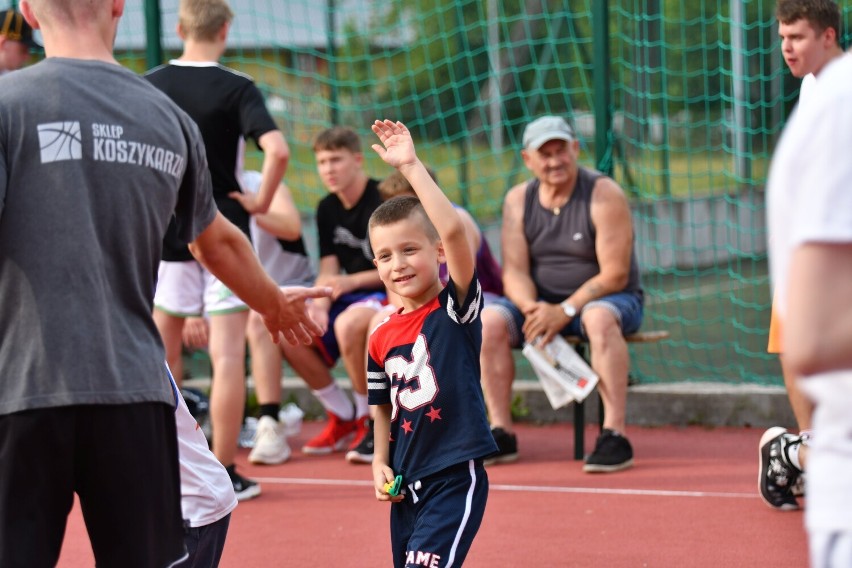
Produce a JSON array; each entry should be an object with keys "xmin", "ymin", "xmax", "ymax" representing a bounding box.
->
[{"xmin": 248, "ymin": 415, "xmax": 292, "ymax": 465}]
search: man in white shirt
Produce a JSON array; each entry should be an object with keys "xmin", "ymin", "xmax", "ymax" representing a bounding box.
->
[
  {"xmin": 767, "ymin": 51, "xmax": 852, "ymax": 565},
  {"xmin": 759, "ymin": 0, "xmax": 844, "ymax": 511}
]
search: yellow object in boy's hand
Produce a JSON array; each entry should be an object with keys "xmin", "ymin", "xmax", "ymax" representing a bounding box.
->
[{"xmin": 384, "ymin": 475, "xmax": 403, "ymax": 496}]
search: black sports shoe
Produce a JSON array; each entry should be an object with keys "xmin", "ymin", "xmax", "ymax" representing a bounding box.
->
[
  {"xmin": 758, "ymin": 427, "xmax": 801, "ymax": 511},
  {"xmin": 583, "ymin": 429, "xmax": 634, "ymax": 473},
  {"xmin": 345, "ymin": 418, "xmax": 375, "ymax": 464},
  {"xmin": 226, "ymin": 465, "xmax": 261, "ymax": 501},
  {"xmin": 484, "ymin": 427, "xmax": 518, "ymax": 465}
]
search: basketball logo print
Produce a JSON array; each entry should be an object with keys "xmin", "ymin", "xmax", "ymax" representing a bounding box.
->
[{"xmin": 37, "ymin": 121, "xmax": 82, "ymax": 163}]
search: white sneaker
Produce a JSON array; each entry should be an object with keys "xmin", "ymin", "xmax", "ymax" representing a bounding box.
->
[{"xmin": 248, "ymin": 416, "xmax": 292, "ymax": 465}]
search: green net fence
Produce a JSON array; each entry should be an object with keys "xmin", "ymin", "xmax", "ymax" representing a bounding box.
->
[{"xmin": 15, "ymin": 0, "xmax": 852, "ymax": 385}]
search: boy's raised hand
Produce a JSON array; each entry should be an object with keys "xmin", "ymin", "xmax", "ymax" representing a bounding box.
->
[{"xmin": 371, "ymin": 120, "xmax": 417, "ymax": 170}]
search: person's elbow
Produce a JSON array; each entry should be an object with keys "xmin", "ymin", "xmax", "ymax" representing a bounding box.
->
[
  {"xmin": 188, "ymin": 215, "xmax": 238, "ymax": 268},
  {"xmin": 271, "ymin": 215, "xmax": 302, "ymax": 241},
  {"xmin": 785, "ymin": 340, "xmax": 833, "ymax": 378},
  {"xmin": 188, "ymin": 237, "xmax": 222, "ymax": 267},
  {"xmin": 601, "ymin": 267, "xmax": 630, "ymax": 292},
  {"xmin": 262, "ymin": 132, "xmax": 290, "ymax": 168},
  {"xmin": 267, "ymin": 143, "xmax": 289, "ymax": 168}
]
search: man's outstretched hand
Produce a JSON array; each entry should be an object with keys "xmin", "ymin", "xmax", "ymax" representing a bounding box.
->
[{"xmin": 261, "ymin": 286, "xmax": 333, "ymax": 345}]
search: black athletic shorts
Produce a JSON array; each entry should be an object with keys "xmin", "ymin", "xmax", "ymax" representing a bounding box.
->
[{"xmin": 0, "ymin": 403, "xmax": 185, "ymax": 567}]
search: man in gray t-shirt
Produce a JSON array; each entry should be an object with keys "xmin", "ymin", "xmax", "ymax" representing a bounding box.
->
[{"xmin": 0, "ymin": 2, "xmax": 329, "ymax": 566}]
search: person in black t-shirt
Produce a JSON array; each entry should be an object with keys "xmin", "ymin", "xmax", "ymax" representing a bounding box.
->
[{"xmin": 145, "ymin": 0, "xmax": 290, "ymax": 502}]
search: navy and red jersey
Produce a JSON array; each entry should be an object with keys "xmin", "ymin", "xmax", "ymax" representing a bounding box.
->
[{"xmin": 367, "ymin": 273, "xmax": 497, "ymax": 482}]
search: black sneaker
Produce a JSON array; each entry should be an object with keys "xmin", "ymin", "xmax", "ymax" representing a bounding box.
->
[
  {"xmin": 345, "ymin": 418, "xmax": 375, "ymax": 464},
  {"xmin": 484, "ymin": 427, "xmax": 518, "ymax": 465},
  {"xmin": 583, "ymin": 429, "xmax": 634, "ymax": 473},
  {"xmin": 758, "ymin": 427, "xmax": 801, "ymax": 510},
  {"xmin": 226, "ymin": 465, "xmax": 261, "ymax": 501}
]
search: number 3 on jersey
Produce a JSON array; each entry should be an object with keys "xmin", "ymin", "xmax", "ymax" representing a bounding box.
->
[{"xmin": 385, "ymin": 335, "xmax": 439, "ymax": 421}]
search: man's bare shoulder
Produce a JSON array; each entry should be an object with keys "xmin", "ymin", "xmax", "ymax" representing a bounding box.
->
[
  {"xmin": 504, "ymin": 180, "xmax": 530, "ymax": 209},
  {"xmin": 590, "ymin": 175, "xmax": 629, "ymax": 204}
]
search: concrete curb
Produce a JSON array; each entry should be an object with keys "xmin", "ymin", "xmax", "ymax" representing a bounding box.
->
[{"xmin": 184, "ymin": 376, "xmax": 795, "ymax": 429}]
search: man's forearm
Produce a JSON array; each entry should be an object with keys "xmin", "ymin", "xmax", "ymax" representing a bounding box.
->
[
  {"xmin": 189, "ymin": 216, "xmax": 280, "ymax": 316},
  {"xmin": 503, "ymin": 272, "xmax": 538, "ymax": 312}
]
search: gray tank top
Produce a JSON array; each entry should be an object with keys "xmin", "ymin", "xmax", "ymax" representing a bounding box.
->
[{"xmin": 523, "ymin": 167, "xmax": 641, "ymax": 303}]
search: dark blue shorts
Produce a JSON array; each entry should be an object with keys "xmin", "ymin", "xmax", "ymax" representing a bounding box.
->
[
  {"xmin": 488, "ymin": 290, "xmax": 644, "ymax": 347},
  {"xmin": 390, "ymin": 460, "xmax": 488, "ymax": 568},
  {"xmin": 176, "ymin": 513, "xmax": 231, "ymax": 568}
]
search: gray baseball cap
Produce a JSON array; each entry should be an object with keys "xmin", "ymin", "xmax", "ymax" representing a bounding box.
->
[{"xmin": 522, "ymin": 116, "xmax": 576, "ymax": 150}]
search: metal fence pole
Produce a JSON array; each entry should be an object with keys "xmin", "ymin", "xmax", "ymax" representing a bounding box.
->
[
  {"xmin": 326, "ymin": 0, "xmax": 339, "ymax": 125},
  {"xmin": 144, "ymin": 0, "xmax": 163, "ymax": 69},
  {"xmin": 592, "ymin": 0, "xmax": 612, "ymax": 176}
]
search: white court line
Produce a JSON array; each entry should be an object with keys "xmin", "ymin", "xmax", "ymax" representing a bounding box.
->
[{"xmin": 252, "ymin": 476, "xmax": 755, "ymax": 500}]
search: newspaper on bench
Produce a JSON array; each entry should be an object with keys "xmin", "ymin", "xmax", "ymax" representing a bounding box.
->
[{"xmin": 522, "ymin": 335, "xmax": 599, "ymax": 409}]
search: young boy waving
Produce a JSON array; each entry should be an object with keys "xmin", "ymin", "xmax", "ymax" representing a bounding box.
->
[{"xmin": 367, "ymin": 120, "xmax": 497, "ymax": 567}]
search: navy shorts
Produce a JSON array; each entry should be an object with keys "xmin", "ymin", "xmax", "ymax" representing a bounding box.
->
[
  {"xmin": 176, "ymin": 513, "xmax": 231, "ymax": 568},
  {"xmin": 488, "ymin": 290, "xmax": 644, "ymax": 347},
  {"xmin": 390, "ymin": 460, "xmax": 489, "ymax": 568}
]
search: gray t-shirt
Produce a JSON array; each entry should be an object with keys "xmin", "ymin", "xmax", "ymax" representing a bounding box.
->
[{"xmin": 0, "ymin": 58, "xmax": 217, "ymax": 414}]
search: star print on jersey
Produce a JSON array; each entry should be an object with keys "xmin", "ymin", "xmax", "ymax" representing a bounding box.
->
[
  {"xmin": 426, "ymin": 407, "xmax": 442, "ymax": 422},
  {"xmin": 401, "ymin": 418, "xmax": 414, "ymax": 434}
]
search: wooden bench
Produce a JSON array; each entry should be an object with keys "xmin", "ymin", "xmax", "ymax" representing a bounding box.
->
[{"xmin": 565, "ymin": 330, "xmax": 670, "ymax": 460}]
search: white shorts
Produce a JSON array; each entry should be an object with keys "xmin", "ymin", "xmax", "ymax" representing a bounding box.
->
[
  {"xmin": 809, "ymin": 530, "xmax": 852, "ymax": 568},
  {"xmin": 154, "ymin": 260, "xmax": 247, "ymax": 317}
]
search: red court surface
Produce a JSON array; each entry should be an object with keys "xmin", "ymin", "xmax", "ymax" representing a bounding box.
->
[{"xmin": 58, "ymin": 422, "xmax": 807, "ymax": 567}]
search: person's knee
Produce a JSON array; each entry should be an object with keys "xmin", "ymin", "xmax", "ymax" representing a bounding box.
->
[
  {"xmin": 481, "ymin": 308, "xmax": 511, "ymax": 351},
  {"xmin": 581, "ymin": 308, "xmax": 624, "ymax": 347},
  {"xmin": 334, "ymin": 310, "xmax": 371, "ymax": 350},
  {"xmin": 245, "ymin": 311, "xmax": 268, "ymax": 344}
]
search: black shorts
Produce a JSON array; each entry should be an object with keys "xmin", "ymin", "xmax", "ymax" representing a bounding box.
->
[{"xmin": 0, "ymin": 403, "xmax": 185, "ymax": 568}]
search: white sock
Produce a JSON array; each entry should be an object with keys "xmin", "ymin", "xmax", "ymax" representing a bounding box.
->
[
  {"xmin": 786, "ymin": 437, "xmax": 804, "ymax": 472},
  {"xmin": 313, "ymin": 383, "xmax": 354, "ymax": 420},
  {"xmin": 353, "ymin": 392, "xmax": 370, "ymax": 419}
]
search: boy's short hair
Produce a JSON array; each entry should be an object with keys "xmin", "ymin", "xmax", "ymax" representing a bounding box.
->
[
  {"xmin": 179, "ymin": 0, "xmax": 234, "ymax": 42},
  {"xmin": 776, "ymin": 0, "xmax": 841, "ymax": 38},
  {"xmin": 369, "ymin": 196, "xmax": 440, "ymax": 244},
  {"xmin": 313, "ymin": 126, "xmax": 361, "ymax": 154},
  {"xmin": 377, "ymin": 168, "xmax": 438, "ymax": 201}
]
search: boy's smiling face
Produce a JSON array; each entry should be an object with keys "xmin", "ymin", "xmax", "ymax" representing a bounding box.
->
[{"xmin": 371, "ymin": 215, "xmax": 445, "ymax": 311}]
